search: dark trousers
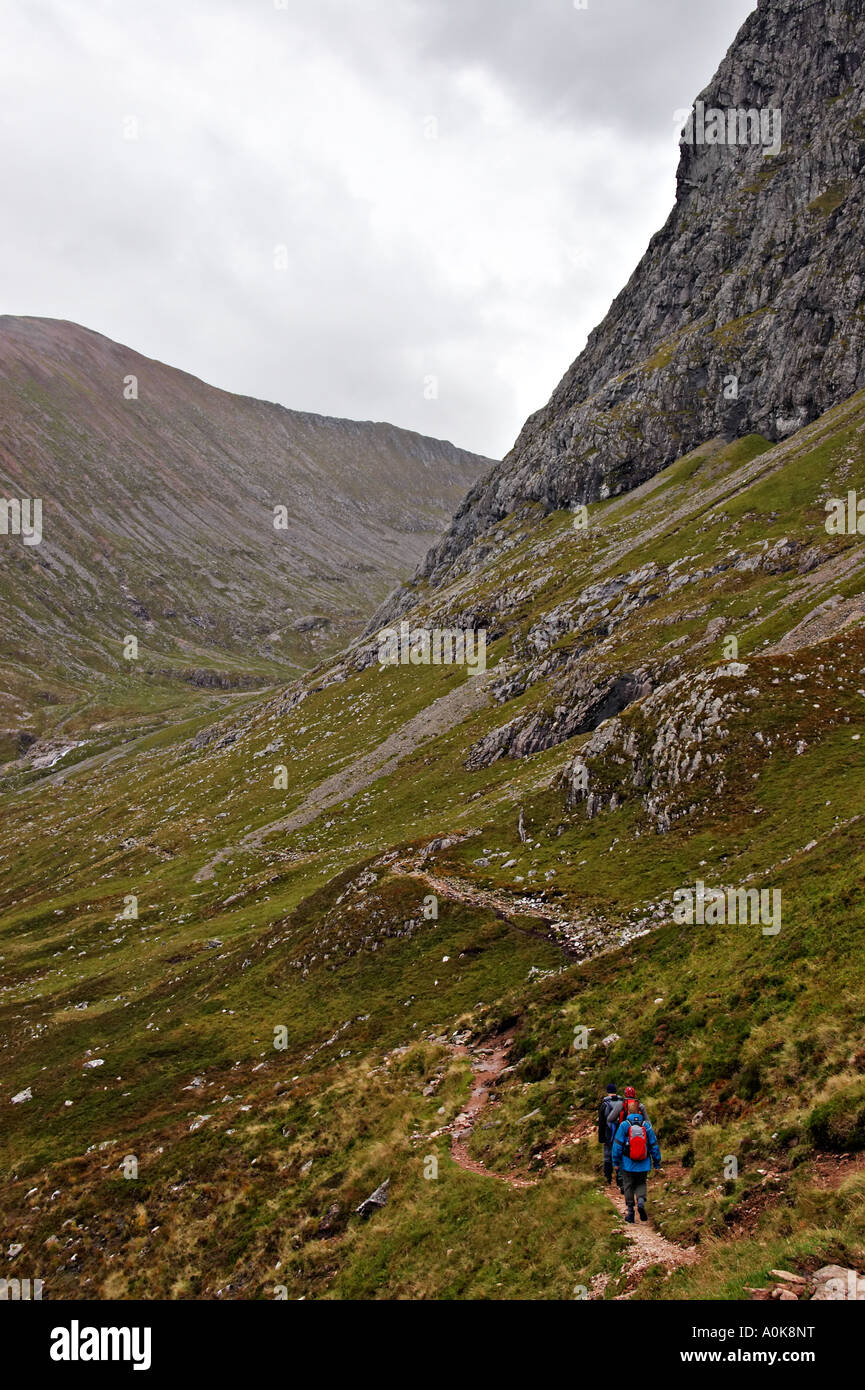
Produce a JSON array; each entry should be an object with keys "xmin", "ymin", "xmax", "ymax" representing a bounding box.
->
[
  {"xmin": 603, "ymin": 1142, "xmax": 624, "ymax": 1188},
  {"xmin": 603, "ymin": 1141, "xmax": 614, "ymax": 1181},
  {"xmin": 621, "ymin": 1170, "xmax": 648, "ymax": 1210}
]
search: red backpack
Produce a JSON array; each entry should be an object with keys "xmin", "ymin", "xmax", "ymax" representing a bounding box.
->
[{"xmin": 623, "ymin": 1115, "xmax": 648, "ymax": 1161}]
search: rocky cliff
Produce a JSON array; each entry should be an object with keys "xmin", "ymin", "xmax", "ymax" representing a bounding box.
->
[{"xmin": 414, "ymin": 0, "xmax": 865, "ymax": 591}]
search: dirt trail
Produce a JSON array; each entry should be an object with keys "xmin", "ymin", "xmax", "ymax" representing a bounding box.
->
[
  {"xmin": 441, "ymin": 1034, "xmax": 699, "ymax": 1296},
  {"xmin": 396, "ymin": 865, "xmax": 565, "ymax": 926},
  {"xmin": 391, "ymin": 863, "xmax": 577, "ymax": 957},
  {"xmin": 446, "ymin": 1034, "xmax": 537, "ymax": 1189},
  {"xmin": 390, "ymin": 858, "xmax": 653, "ymax": 965},
  {"xmin": 602, "ymin": 1178, "xmax": 699, "ymax": 1298},
  {"xmin": 195, "ymin": 673, "xmax": 491, "ymax": 882}
]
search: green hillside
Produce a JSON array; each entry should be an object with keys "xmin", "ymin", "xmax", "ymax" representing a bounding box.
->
[{"xmin": 3, "ymin": 390, "xmax": 865, "ymax": 1300}]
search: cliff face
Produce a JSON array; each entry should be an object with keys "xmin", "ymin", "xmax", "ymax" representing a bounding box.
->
[{"xmin": 419, "ymin": 0, "xmax": 865, "ymax": 587}]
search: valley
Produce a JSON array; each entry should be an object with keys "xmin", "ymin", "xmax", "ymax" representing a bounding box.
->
[
  {"xmin": 3, "ymin": 0, "xmax": 865, "ymax": 1312},
  {"xmin": 3, "ymin": 389, "xmax": 865, "ymax": 1300}
]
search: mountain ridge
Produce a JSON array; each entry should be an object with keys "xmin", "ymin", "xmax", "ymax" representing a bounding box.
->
[{"xmin": 0, "ymin": 314, "xmax": 493, "ymax": 744}]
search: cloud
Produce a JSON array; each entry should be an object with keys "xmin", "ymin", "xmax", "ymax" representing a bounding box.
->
[{"xmin": 0, "ymin": 0, "xmax": 756, "ymax": 458}]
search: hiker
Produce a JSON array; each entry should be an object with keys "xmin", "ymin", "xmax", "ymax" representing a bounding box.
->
[
  {"xmin": 606, "ymin": 1084, "xmax": 649, "ymax": 1135},
  {"xmin": 611, "ymin": 1099, "xmax": 662, "ymax": 1224},
  {"xmin": 597, "ymin": 1083, "xmax": 621, "ymax": 1185}
]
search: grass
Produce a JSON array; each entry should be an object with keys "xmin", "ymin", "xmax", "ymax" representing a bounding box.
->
[{"xmin": 4, "ymin": 390, "xmax": 865, "ymax": 1299}]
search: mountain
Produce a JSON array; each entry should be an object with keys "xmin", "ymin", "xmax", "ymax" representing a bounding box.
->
[
  {"xmin": 2, "ymin": 0, "xmax": 865, "ymax": 1306},
  {"xmin": 396, "ymin": 0, "xmax": 865, "ymax": 601},
  {"xmin": 0, "ymin": 316, "xmax": 492, "ymax": 743}
]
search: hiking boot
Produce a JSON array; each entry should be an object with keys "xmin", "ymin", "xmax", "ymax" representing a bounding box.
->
[
  {"xmin": 638, "ymin": 1203, "xmax": 648, "ymax": 1222},
  {"xmin": 625, "ymin": 1208, "xmax": 635, "ymax": 1224}
]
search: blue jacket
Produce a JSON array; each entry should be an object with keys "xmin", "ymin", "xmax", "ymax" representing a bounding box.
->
[{"xmin": 611, "ymin": 1115, "xmax": 662, "ymax": 1173}]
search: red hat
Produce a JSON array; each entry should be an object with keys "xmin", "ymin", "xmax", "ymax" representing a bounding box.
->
[{"xmin": 624, "ymin": 1086, "xmax": 637, "ymax": 1098}]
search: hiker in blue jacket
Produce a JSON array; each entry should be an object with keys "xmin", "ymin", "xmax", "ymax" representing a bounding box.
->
[{"xmin": 611, "ymin": 1098, "xmax": 662, "ymax": 1224}]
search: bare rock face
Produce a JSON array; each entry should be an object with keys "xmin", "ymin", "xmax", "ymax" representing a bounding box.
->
[
  {"xmin": 419, "ymin": 0, "xmax": 865, "ymax": 588},
  {"xmin": 465, "ymin": 670, "xmax": 650, "ymax": 770}
]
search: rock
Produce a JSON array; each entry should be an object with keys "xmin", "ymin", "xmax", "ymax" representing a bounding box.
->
[
  {"xmin": 11, "ymin": 1088, "xmax": 32, "ymax": 1104},
  {"xmin": 467, "ymin": 669, "xmax": 648, "ymax": 769},
  {"xmin": 811, "ymin": 1265, "xmax": 864, "ymax": 1300},
  {"xmin": 356, "ymin": 1179, "xmax": 390, "ymax": 1220},
  {"xmin": 769, "ymin": 1269, "xmax": 804, "ymax": 1284},
  {"xmin": 315, "ymin": 1202, "xmax": 343, "ymax": 1238},
  {"xmin": 293, "ymin": 615, "xmax": 331, "ymax": 633},
  {"xmin": 602, "ymin": 1034, "xmax": 620, "ymax": 1048},
  {"xmin": 762, "ymin": 538, "xmax": 800, "ymax": 575},
  {"xmin": 777, "ymin": 1289, "xmax": 799, "ymax": 1301},
  {"xmin": 813, "ymin": 1264, "xmax": 854, "ymax": 1285}
]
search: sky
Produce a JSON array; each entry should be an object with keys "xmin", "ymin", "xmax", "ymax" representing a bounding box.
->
[{"xmin": 0, "ymin": 0, "xmax": 756, "ymax": 459}]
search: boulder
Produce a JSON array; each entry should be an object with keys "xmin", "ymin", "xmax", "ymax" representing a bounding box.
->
[{"xmin": 356, "ymin": 1179, "xmax": 390, "ymax": 1220}]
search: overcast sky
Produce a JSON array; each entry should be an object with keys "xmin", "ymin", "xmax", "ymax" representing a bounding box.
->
[{"xmin": 0, "ymin": 0, "xmax": 756, "ymax": 459}]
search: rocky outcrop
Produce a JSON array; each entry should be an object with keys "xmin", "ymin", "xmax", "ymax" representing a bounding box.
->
[
  {"xmin": 418, "ymin": 0, "xmax": 865, "ymax": 589},
  {"xmin": 747, "ymin": 1265, "xmax": 865, "ymax": 1301},
  {"xmin": 465, "ymin": 669, "xmax": 651, "ymax": 770},
  {"xmin": 561, "ymin": 663, "xmax": 751, "ymax": 830}
]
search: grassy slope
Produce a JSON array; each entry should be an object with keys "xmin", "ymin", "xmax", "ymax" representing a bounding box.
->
[{"xmin": 2, "ymin": 391, "xmax": 865, "ymax": 1299}]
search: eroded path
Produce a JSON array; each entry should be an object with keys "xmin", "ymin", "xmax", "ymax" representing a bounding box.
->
[
  {"xmin": 601, "ymin": 1179, "xmax": 699, "ymax": 1298},
  {"xmin": 390, "ymin": 857, "xmax": 655, "ymax": 963},
  {"xmin": 391, "ymin": 864, "xmax": 579, "ymax": 958},
  {"xmin": 443, "ymin": 1034, "xmax": 537, "ymax": 1189},
  {"xmin": 439, "ymin": 1034, "xmax": 700, "ymax": 1297}
]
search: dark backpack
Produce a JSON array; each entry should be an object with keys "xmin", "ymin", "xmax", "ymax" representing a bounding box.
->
[{"xmin": 598, "ymin": 1096, "xmax": 618, "ymax": 1143}]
